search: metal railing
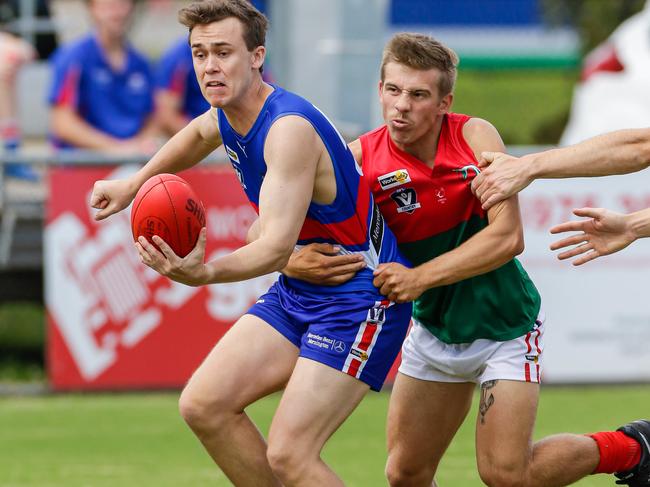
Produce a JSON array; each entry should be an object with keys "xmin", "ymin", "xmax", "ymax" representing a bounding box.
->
[
  {"xmin": 2, "ymin": 0, "xmax": 57, "ymax": 47},
  {"xmin": 0, "ymin": 150, "xmax": 231, "ymax": 269}
]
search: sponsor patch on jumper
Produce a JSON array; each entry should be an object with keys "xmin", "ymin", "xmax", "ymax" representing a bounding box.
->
[
  {"xmin": 525, "ymin": 354, "xmax": 539, "ymax": 363},
  {"xmin": 350, "ymin": 348, "xmax": 369, "ymax": 361},
  {"xmin": 369, "ymin": 204, "xmax": 384, "ymax": 254},
  {"xmin": 306, "ymin": 332, "xmax": 346, "ymax": 353},
  {"xmin": 233, "ymin": 166, "xmax": 247, "ymax": 189},
  {"xmin": 378, "ymin": 169, "xmax": 411, "ymax": 190},
  {"xmin": 225, "ymin": 145, "xmax": 240, "ymax": 164}
]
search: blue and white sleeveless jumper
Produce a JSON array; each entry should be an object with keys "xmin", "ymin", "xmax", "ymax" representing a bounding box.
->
[
  {"xmin": 216, "ymin": 84, "xmax": 408, "ymax": 294},
  {"xmin": 216, "ymin": 85, "xmax": 411, "ymax": 390}
]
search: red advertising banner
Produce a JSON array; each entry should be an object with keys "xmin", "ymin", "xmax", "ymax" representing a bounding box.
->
[
  {"xmin": 46, "ymin": 164, "xmax": 277, "ymax": 390},
  {"xmin": 46, "ymin": 164, "xmax": 401, "ymax": 390}
]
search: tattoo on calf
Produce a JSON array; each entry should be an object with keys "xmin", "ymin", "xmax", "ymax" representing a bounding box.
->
[{"xmin": 479, "ymin": 380, "xmax": 498, "ymax": 425}]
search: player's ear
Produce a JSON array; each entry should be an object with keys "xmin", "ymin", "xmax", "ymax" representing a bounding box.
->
[
  {"xmin": 378, "ymin": 81, "xmax": 384, "ymax": 99},
  {"xmin": 438, "ymin": 92, "xmax": 453, "ymax": 113},
  {"xmin": 251, "ymin": 46, "xmax": 265, "ymax": 71}
]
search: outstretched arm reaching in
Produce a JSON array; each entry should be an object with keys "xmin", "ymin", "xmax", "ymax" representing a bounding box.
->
[
  {"xmin": 471, "ymin": 128, "xmax": 650, "ymax": 210},
  {"xmin": 549, "ymin": 207, "xmax": 650, "ymax": 265},
  {"xmin": 90, "ymin": 108, "xmax": 220, "ymax": 221}
]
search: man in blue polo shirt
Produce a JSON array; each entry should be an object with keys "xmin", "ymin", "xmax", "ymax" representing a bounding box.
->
[
  {"xmin": 48, "ymin": 0, "xmax": 157, "ymax": 152},
  {"xmin": 155, "ymin": 37, "xmax": 210, "ymax": 137}
]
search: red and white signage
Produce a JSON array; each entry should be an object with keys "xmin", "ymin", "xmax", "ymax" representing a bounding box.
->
[
  {"xmin": 47, "ymin": 164, "xmax": 650, "ymax": 389},
  {"xmin": 518, "ymin": 173, "xmax": 650, "ymax": 383},
  {"xmin": 46, "ymin": 165, "xmax": 276, "ymax": 390}
]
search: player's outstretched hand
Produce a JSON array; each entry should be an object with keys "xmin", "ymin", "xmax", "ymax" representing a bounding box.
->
[
  {"xmin": 90, "ymin": 178, "xmax": 139, "ymax": 220},
  {"xmin": 283, "ymin": 243, "xmax": 366, "ymax": 286},
  {"xmin": 549, "ymin": 208, "xmax": 636, "ymax": 266},
  {"xmin": 135, "ymin": 228, "xmax": 208, "ymax": 286},
  {"xmin": 472, "ymin": 151, "xmax": 532, "ymax": 210},
  {"xmin": 373, "ymin": 262, "xmax": 424, "ymax": 303}
]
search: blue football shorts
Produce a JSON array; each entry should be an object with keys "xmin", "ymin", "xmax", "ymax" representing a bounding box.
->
[{"xmin": 247, "ymin": 276, "xmax": 412, "ymax": 391}]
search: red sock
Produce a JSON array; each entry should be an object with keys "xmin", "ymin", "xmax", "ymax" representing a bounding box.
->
[{"xmin": 589, "ymin": 431, "xmax": 642, "ymax": 474}]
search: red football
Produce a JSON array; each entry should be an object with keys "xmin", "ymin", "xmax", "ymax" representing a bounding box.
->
[{"xmin": 131, "ymin": 174, "xmax": 206, "ymax": 258}]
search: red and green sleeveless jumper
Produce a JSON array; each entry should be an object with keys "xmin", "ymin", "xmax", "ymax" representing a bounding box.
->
[{"xmin": 360, "ymin": 113, "xmax": 541, "ymax": 344}]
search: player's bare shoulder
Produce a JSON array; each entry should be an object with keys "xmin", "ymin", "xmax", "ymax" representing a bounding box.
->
[
  {"xmin": 267, "ymin": 115, "xmax": 317, "ymax": 144},
  {"xmin": 196, "ymin": 107, "xmax": 222, "ymax": 146},
  {"xmin": 465, "ymin": 118, "xmax": 520, "ymax": 217},
  {"xmin": 462, "ymin": 117, "xmax": 505, "ymax": 160},
  {"xmin": 264, "ymin": 115, "xmax": 320, "ymax": 165},
  {"xmin": 348, "ymin": 138, "xmax": 363, "ymax": 167}
]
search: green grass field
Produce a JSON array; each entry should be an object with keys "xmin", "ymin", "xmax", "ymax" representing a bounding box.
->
[
  {"xmin": 453, "ymin": 69, "xmax": 577, "ymax": 145},
  {"xmin": 2, "ymin": 385, "xmax": 648, "ymax": 487}
]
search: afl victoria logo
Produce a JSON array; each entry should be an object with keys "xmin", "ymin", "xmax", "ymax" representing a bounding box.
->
[{"xmin": 391, "ymin": 188, "xmax": 421, "ymax": 214}]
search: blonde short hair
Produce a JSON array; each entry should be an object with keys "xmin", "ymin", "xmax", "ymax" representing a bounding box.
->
[{"xmin": 381, "ymin": 33, "xmax": 459, "ymax": 96}]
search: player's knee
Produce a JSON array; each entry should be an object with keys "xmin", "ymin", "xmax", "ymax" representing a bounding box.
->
[
  {"xmin": 178, "ymin": 385, "xmax": 230, "ymax": 432},
  {"xmin": 266, "ymin": 440, "xmax": 309, "ymax": 484},
  {"xmin": 385, "ymin": 453, "xmax": 436, "ymax": 486},
  {"xmin": 386, "ymin": 465, "xmax": 434, "ymax": 487},
  {"xmin": 478, "ymin": 463, "xmax": 527, "ymax": 487},
  {"xmin": 178, "ymin": 388, "xmax": 208, "ymax": 430}
]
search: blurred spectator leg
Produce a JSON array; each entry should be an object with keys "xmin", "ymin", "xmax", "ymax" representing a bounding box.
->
[
  {"xmin": 0, "ymin": 119, "xmax": 37, "ymax": 181},
  {"xmin": 0, "ymin": 33, "xmax": 38, "ymax": 181}
]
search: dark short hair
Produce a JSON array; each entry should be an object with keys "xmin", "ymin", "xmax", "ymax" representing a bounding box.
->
[
  {"xmin": 179, "ymin": 0, "xmax": 268, "ymax": 52},
  {"xmin": 381, "ymin": 33, "xmax": 459, "ymax": 96}
]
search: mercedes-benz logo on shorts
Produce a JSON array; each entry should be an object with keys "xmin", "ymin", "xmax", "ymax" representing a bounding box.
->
[{"xmin": 333, "ymin": 340, "xmax": 346, "ymax": 353}]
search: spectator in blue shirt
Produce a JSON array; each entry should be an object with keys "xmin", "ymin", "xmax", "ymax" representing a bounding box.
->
[
  {"xmin": 48, "ymin": 0, "xmax": 158, "ymax": 153},
  {"xmin": 155, "ymin": 37, "xmax": 210, "ymax": 136}
]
